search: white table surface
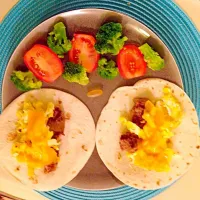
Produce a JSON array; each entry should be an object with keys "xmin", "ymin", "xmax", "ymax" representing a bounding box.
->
[{"xmin": 0, "ymin": 0, "xmax": 200, "ymax": 199}]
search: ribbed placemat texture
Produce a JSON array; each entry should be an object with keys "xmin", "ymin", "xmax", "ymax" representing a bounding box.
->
[{"xmin": 0, "ymin": 0, "xmax": 199, "ymax": 199}]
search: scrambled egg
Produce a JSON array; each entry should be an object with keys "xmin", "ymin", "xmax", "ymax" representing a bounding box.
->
[
  {"xmin": 123, "ymin": 87, "xmax": 183, "ymax": 172},
  {"xmin": 11, "ymin": 100, "xmax": 60, "ymax": 177}
]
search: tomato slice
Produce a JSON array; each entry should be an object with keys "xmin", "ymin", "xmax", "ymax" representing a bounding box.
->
[
  {"xmin": 69, "ymin": 34, "xmax": 100, "ymax": 73},
  {"xmin": 24, "ymin": 44, "xmax": 63, "ymax": 83},
  {"xmin": 117, "ymin": 44, "xmax": 147, "ymax": 79}
]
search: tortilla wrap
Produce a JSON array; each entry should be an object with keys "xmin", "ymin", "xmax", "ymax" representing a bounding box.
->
[
  {"xmin": 96, "ymin": 78, "xmax": 200, "ymax": 190},
  {"xmin": 0, "ymin": 88, "xmax": 95, "ymax": 191}
]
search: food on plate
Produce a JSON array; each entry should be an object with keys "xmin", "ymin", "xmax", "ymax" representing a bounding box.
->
[
  {"xmin": 119, "ymin": 131, "xmax": 141, "ymax": 153},
  {"xmin": 0, "ymin": 89, "xmax": 95, "ymax": 191},
  {"xmin": 120, "ymin": 87, "xmax": 183, "ymax": 172},
  {"xmin": 12, "ymin": 100, "xmax": 61, "ymax": 178},
  {"xmin": 24, "ymin": 44, "xmax": 63, "ymax": 83},
  {"xmin": 62, "ymin": 62, "xmax": 89, "ymax": 85},
  {"xmin": 129, "ymin": 98, "xmax": 147, "ymax": 129},
  {"xmin": 97, "ymin": 58, "xmax": 118, "ymax": 80},
  {"xmin": 87, "ymin": 88, "xmax": 103, "ymax": 98},
  {"xmin": 47, "ymin": 22, "xmax": 72, "ymax": 58},
  {"xmin": 10, "ymin": 70, "xmax": 42, "ymax": 91},
  {"xmin": 96, "ymin": 78, "xmax": 199, "ymax": 190},
  {"xmin": 95, "ymin": 22, "xmax": 128, "ymax": 55},
  {"xmin": 117, "ymin": 44, "xmax": 147, "ymax": 79},
  {"xmin": 10, "ymin": 21, "xmax": 166, "ymax": 93},
  {"xmin": 139, "ymin": 43, "xmax": 165, "ymax": 70},
  {"xmin": 69, "ymin": 34, "xmax": 100, "ymax": 73}
]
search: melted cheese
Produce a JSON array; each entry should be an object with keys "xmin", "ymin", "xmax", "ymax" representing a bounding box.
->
[
  {"xmin": 11, "ymin": 101, "xmax": 59, "ymax": 177},
  {"xmin": 128, "ymin": 87, "xmax": 183, "ymax": 172}
]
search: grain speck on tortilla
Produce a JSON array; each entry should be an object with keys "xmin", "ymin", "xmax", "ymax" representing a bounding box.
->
[
  {"xmin": 192, "ymin": 108, "xmax": 195, "ymax": 111},
  {"xmin": 107, "ymin": 162, "xmax": 111, "ymax": 166},
  {"xmin": 98, "ymin": 140, "xmax": 103, "ymax": 145},
  {"xmin": 7, "ymin": 132, "xmax": 17, "ymax": 141},
  {"xmin": 180, "ymin": 93, "xmax": 185, "ymax": 97},
  {"xmin": 187, "ymin": 162, "xmax": 190, "ymax": 165},
  {"xmin": 189, "ymin": 153, "xmax": 194, "ymax": 157},
  {"xmin": 66, "ymin": 151, "xmax": 69, "ymax": 154},
  {"xmin": 113, "ymin": 96, "xmax": 115, "ymax": 99},
  {"xmin": 191, "ymin": 119, "xmax": 198, "ymax": 125},
  {"xmin": 196, "ymin": 145, "xmax": 200, "ymax": 149},
  {"xmin": 82, "ymin": 145, "xmax": 88, "ymax": 152},
  {"xmin": 156, "ymin": 180, "xmax": 160, "ymax": 186},
  {"xmin": 72, "ymin": 171, "xmax": 76, "ymax": 174},
  {"xmin": 65, "ymin": 112, "xmax": 71, "ymax": 120},
  {"xmin": 123, "ymin": 172, "xmax": 126, "ymax": 175},
  {"xmin": 15, "ymin": 166, "xmax": 20, "ymax": 172},
  {"xmin": 71, "ymin": 129, "xmax": 82, "ymax": 138},
  {"xmin": 29, "ymin": 176, "xmax": 38, "ymax": 184},
  {"xmin": 125, "ymin": 94, "xmax": 128, "ymax": 96},
  {"xmin": 77, "ymin": 130, "xmax": 82, "ymax": 134},
  {"xmin": 118, "ymin": 152, "xmax": 122, "ymax": 160},
  {"xmin": 169, "ymin": 177, "xmax": 172, "ymax": 181}
]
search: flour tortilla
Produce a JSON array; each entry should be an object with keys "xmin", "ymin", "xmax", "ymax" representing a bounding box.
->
[
  {"xmin": 0, "ymin": 88, "xmax": 95, "ymax": 191},
  {"xmin": 96, "ymin": 78, "xmax": 200, "ymax": 190}
]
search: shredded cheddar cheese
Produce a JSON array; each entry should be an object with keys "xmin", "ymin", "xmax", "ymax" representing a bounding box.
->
[{"xmin": 11, "ymin": 100, "xmax": 59, "ymax": 177}]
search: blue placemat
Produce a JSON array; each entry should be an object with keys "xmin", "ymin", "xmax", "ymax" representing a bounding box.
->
[{"xmin": 0, "ymin": 0, "xmax": 200, "ymax": 199}]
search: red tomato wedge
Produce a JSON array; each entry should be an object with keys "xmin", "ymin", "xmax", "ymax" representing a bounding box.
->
[
  {"xmin": 69, "ymin": 34, "xmax": 100, "ymax": 73},
  {"xmin": 24, "ymin": 44, "xmax": 63, "ymax": 83},
  {"xmin": 117, "ymin": 44, "xmax": 147, "ymax": 79}
]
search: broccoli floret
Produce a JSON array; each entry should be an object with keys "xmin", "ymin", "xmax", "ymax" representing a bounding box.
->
[
  {"xmin": 62, "ymin": 62, "xmax": 89, "ymax": 85},
  {"xmin": 95, "ymin": 22, "xmax": 128, "ymax": 55},
  {"xmin": 98, "ymin": 58, "xmax": 119, "ymax": 80},
  {"xmin": 47, "ymin": 22, "xmax": 72, "ymax": 58},
  {"xmin": 139, "ymin": 43, "xmax": 165, "ymax": 71},
  {"xmin": 10, "ymin": 71, "xmax": 42, "ymax": 91}
]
